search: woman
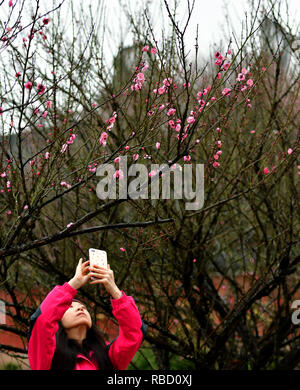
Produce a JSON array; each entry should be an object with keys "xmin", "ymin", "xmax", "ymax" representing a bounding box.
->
[{"xmin": 27, "ymin": 258, "xmax": 146, "ymax": 370}]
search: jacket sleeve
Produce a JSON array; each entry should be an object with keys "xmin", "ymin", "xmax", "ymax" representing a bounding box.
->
[
  {"xmin": 108, "ymin": 292, "xmax": 146, "ymax": 370},
  {"xmin": 28, "ymin": 282, "xmax": 78, "ymax": 370}
]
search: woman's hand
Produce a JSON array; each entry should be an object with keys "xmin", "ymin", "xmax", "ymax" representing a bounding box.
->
[
  {"xmin": 89, "ymin": 264, "xmax": 122, "ymax": 299},
  {"xmin": 68, "ymin": 258, "xmax": 90, "ymax": 290}
]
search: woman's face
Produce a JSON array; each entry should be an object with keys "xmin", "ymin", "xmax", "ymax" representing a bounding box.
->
[{"xmin": 61, "ymin": 301, "xmax": 92, "ymax": 330}]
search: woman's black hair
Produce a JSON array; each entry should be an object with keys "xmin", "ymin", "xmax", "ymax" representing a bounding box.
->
[{"xmin": 50, "ymin": 318, "xmax": 115, "ymax": 370}]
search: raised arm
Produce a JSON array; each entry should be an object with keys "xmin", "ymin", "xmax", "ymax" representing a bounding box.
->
[
  {"xmin": 27, "ymin": 258, "xmax": 90, "ymax": 369},
  {"xmin": 89, "ymin": 263, "xmax": 147, "ymax": 369}
]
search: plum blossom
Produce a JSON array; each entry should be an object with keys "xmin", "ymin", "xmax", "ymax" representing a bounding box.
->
[
  {"xmin": 149, "ymin": 170, "xmax": 157, "ymax": 178},
  {"xmin": 25, "ymin": 81, "xmax": 33, "ymax": 90},
  {"xmin": 187, "ymin": 116, "xmax": 195, "ymax": 125},
  {"xmin": 222, "ymin": 88, "xmax": 231, "ymax": 96},
  {"xmin": 113, "ymin": 169, "xmax": 124, "ymax": 179},
  {"xmin": 37, "ymin": 83, "xmax": 46, "ymax": 95},
  {"xmin": 167, "ymin": 108, "xmax": 176, "ymax": 116},
  {"xmin": 99, "ymin": 132, "xmax": 108, "ymax": 147},
  {"xmin": 106, "ymin": 112, "xmax": 117, "ymax": 131},
  {"xmin": 237, "ymin": 73, "xmax": 245, "ymax": 81}
]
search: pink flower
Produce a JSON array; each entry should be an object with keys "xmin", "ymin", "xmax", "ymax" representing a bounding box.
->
[
  {"xmin": 142, "ymin": 45, "xmax": 149, "ymax": 52},
  {"xmin": 168, "ymin": 120, "xmax": 175, "ymax": 128},
  {"xmin": 241, "ymin": 68, "xmax": 248, "ymax": 74},
  {"xmin": 215, "ymin": 58, "xmax": 223, "ymax": 66},
  {"xmin": 45, "ymin": 152, "xmax": 50, "ymax": 159},
  {"xmin": 46, "ymin": 101, "xmax": 52, "ymax": 108},
  {"xmin": 113, "ymin": 169, "xmax": 124, "ymax": 179},
  {"xmin": 213, "ymin": 154, "xmax": 219, "ymax": 160},
  {"xmin": 167, "ymin": 108, "xmax": 176, "ymax": 116},
  {"xmin": 222, "ymin": 88, "xmax": 231, "ymax": 96},
  {"xmin": 214, "ymin": 52, "xmax": 222, "ymax": 59},
  {"xmin": 262, "ymin": 67, "xmax": 266, "ymax": 72},
  {"xmin": 151, "ymin": 47, "xmax": 157, "ymax": 55},
  {"xmin": 61, "ymin": 143, "xmax": 68, "ymax": 153},
  {"xmin": 42, "ymin": 18, "xmax": 50, "ymax": 25},
  {"xmin": 42, "ymin": 110, "xmax": 48, "ymax": 118},
  {"xmin": 0, "ymin": 107, "xmax": 3, "ymax": 115},
  {"xmin": 99, "ymin": 132, "xmax": 108, "ymax": 147},
  {"xmin": 6, "ymin": 180, "xmax": 11, "ymax": 188},
  {"xmin": 0, "ymin": 172, "xmax": 6, "ymax": 177},
  {"xmin": 163, "ymin": 78, "xmax": 172, "ymax": 86},
  {"xmin": 247, "ymin": 79, "xmax": 254, "ymax": 87},
  {"xmin": 37, "ymin": 83, "xmax": 46, "ymax": 95},
  {"xmin": 67, "ymin": 134, "xmax": 76, "ymax": 144},
  {"xmin": 263, "ymin": 167, "xmax": 270, "ymax": 175},
  {"xmin": 120, "ymin": 247, "xmax": 126, "ymax": 252},
  {"xmin": 158, "ymin": 87, "xmax": 166, "ymax": 95},
  {"xmin": 237, "ymin": 73, "xmax": 245, "ymax": 81},
  {"xmin": 9, "ymin": 0, "xmax": 13, "ymax": 6},
  {"xmin": 137, "ymin": 72, "xmax": 145, "ymax": 82},
  {"xmin": 223, "ymin": 62, "xmax": 230, "ymax": 70},
  {"xmin": 187, "ymin": 116, "xmax": 195, "ymax": 124},
  {"xmin": 67, "ymin": 222, "xmax": 73, "ymax": 228},
  {"xmin": 156, "ymin": 142, "xmax": 160, "ymax": 149},
  {"xmin": 175, "ymin": 123, "xmax": 181, "ymax": 132},
  {"xmin": 142, "ymin": 63, "xmax": 148, "ymax": 71},
  {"xmin": 125, "ymin": 145, "xmax": 130, "ymax": 151},
  {"xmin": 114, "ymin": 156, "xmax": 121, "ymax": 163},
  {"xmin": 213, "ymin": 161, "xmax": 220, "ymax": 168},
  {"xmin": 25, "ymin": 81, "xmax": 33, "ymax": 90},
  {"xmin": 133, "ymin": 154, "xmax": 139, "ymax": 161},
  {"xmin": 287, "ymin": 148, "xmax": 293, "ymax": 155},
  {"xmin": 149, "ymin": 170, "xmax": 157, "ymax": 178},
  {"xmin": 184, "ymin": 155, "xmax": 191, "ymax": 162},
  {"xmin": 15, "ymin": 72, "xmax": 21, "ymax": 77}
]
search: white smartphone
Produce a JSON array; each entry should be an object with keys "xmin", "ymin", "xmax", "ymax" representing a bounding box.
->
[{"xmin": 89, "ymin": 248, "xmax": 107, "ymax": 269}]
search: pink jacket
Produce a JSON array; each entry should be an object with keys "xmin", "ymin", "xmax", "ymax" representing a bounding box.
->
[{"xmin": 27, "ymin": 282, "xmax": 146, "ymax": 370}]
